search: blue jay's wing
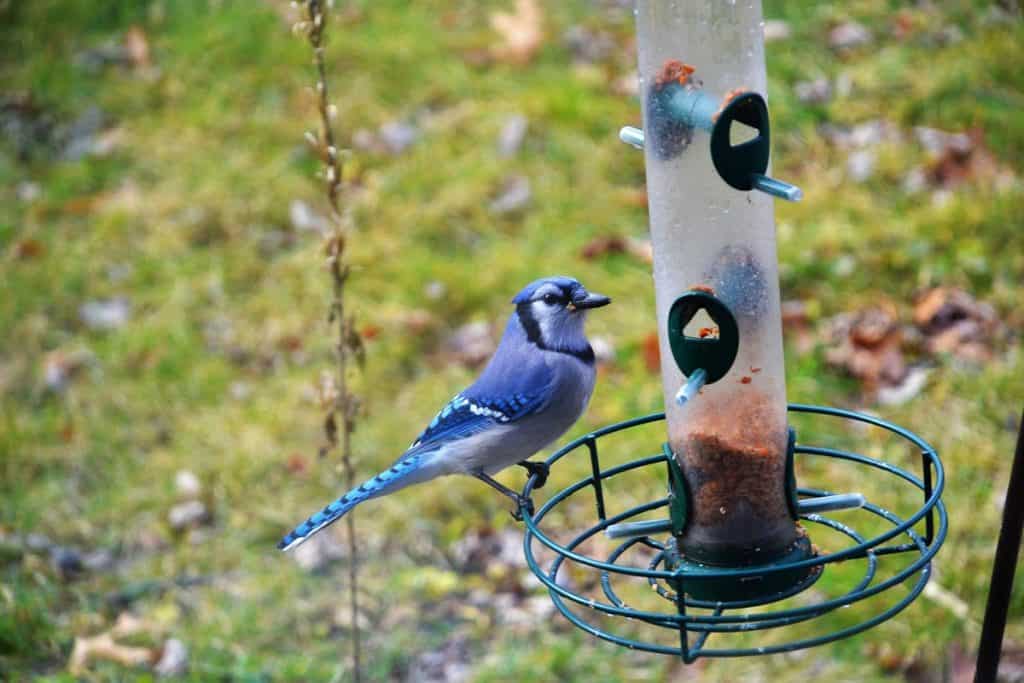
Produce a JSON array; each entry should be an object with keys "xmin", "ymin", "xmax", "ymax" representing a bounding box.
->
[
  {"xmin": 409, "ymin": 390, "xmax": 545, "ymax": 450},
  {"xmin": 409, "ymin": 350, "xmax": 556, "ymax": 449}
]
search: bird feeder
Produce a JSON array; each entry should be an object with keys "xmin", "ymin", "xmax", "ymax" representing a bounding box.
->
[{"xmin": 518, "ymin": 0, "xmax": 946, "ymax": 661}]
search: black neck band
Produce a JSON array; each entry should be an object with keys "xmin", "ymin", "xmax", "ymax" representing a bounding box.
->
[{"xmin": 516, "ymin": 304, "xmax": 595, "ymax": 364}]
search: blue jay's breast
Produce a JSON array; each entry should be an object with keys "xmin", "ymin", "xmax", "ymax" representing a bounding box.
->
[{"xmin": 467, "ymin": 350, "xmax": 596, "ymax": 475}]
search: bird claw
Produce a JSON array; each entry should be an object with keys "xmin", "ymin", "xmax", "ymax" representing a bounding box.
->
[
  {"xmin": 517, "ymin": 460, "xmax": 550, "ymax": 489},
  {"xmin": 510, "ymin": 495, "xmax": 535, "ymax": 522}
]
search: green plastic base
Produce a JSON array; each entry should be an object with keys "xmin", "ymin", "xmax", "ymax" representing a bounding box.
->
[{"xmin": 665, "ymin": 535, "xmax": 820, "ymax": 604}]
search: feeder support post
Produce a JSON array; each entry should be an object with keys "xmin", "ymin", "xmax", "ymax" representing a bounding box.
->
[{"xmin": 975, "ymin": 407, "xmax": 1024, "ymax": 683}]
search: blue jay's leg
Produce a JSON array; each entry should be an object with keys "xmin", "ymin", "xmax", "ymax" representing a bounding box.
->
[
  {"xmin": 473, "ymin": 472, "xmax": 535, "ymax": 521},
  {"xmin": 516, "ymin": 460, "xmax": 550, "ymax": 489}
]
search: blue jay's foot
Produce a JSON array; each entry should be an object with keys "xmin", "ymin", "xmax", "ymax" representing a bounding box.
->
[
  {"xmin": 511, "ymin": 496, "xmax": 535, "ymax": 522},
  {"xmin": 517, "ymin": 460, "xmax": 550, "ymax": 489},
  {"xmin": 474, "ymin": 472, "xmax": 535, "ymax": 521}
]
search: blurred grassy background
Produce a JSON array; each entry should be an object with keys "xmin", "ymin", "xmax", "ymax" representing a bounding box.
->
[{"xmin": 1, "ymin": 0, "xmax": 1022, "ymax": 680}]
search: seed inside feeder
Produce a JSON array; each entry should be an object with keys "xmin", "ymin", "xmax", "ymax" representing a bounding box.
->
[{"xmin": 676, "ymin": 388, "xmax": 797, "ymax": 564}]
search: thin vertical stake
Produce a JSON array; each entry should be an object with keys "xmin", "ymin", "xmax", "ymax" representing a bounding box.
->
[
  {"xmin": 587, "ymin": 437, "xmax": 607, "ymax": 521},
  {"xmin": 672, "ymin": 572, "xmax": 692, "ymax": 663},
  {"xmin": 921, "ymin": 450, "xmax": 934, "ymax": 546},
  {"xmin": 975, "ymin": 407, "xmax": 1024, "ymax": 683}
]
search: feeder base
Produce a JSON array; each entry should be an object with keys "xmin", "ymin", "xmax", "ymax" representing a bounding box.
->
[{"xmin": 664, "ymin": 534, "xmax": 819, "ymax": 604}]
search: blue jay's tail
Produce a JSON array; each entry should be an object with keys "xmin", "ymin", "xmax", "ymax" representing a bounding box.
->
[{"xmin": 278, "ymin": 451, "xmax": 431, "ymax": 551}]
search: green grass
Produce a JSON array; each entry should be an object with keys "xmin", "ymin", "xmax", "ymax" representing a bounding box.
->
[{"xmin": 1, "ymin": 0, "xmax": 1022, "ymax": 680}]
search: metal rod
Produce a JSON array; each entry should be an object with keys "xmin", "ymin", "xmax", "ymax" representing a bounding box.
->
[
  {"xmin": 606, "ymin": 494, "xmax": 863, "ymax": 539},
  {"xmin": 587, "ymin": 437, "xmax": 607, "ymax": 521},
  {"xmin": 619, "ymin": 126, "xmax": 645, "ymax": 149},
  {"xmin": 750, "ymin": 173, "xmax": 803, "ymax": 202},
  {"xmin": 922, "ymin": 450, "xmax": 935, "ymax": 545},
  {"xmin": 606, "ymin": 519, "xmax": 673, "ymax": 539},
  {"xmin": 674, "ymin": 368, "xmax": 707, "ymax": 407},
  {"xmin": 796, "ymin": 493, "xmax": 866, "ymax": 514},
  {"xmin": 975, "ymin": 407, "xmax": 1024, "ymax": 683}
]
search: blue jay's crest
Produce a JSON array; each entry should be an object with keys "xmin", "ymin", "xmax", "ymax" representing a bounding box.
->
[
  {"xmin": 278, "ymin": 276, "xmax": 609, "ymax": 552},
  {"xmin": 512, "ymin": 276, "xmax": 584, "ymax": 304}
]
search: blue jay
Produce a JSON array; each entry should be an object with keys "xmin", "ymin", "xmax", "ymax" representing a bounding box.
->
[{"xmin": 279, "ymin": 276, "xmax": 610, "ymax": 551}]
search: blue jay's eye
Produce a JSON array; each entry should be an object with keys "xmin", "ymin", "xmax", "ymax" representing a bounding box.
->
[{"xmin": 542, "ymin": 293, "xmax": 561, "ymax": 305}]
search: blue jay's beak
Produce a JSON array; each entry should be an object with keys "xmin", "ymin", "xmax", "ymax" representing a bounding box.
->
[{"xmin": 570, "ymin": 292, "xmax": 612, "ymax": 311}]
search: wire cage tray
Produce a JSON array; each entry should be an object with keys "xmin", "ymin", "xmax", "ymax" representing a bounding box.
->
[{"xmin": 520, "ymin": 404, "xmax": 947, "ymax": 661}]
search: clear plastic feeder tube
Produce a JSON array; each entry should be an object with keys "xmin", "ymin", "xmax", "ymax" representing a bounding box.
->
[{"xmin": 634, "ymin": 0, "xmax": 796, "ymax": 563}]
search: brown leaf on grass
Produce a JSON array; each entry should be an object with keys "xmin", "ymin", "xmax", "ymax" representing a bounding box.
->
[
  {"xmin": 14, "ymin": 238, "xmax": 45, "ymax": 259},
  {"xmin": 43, "ymin": 348, "xmax": 95, "ymax": 392},
  {"xmin": 285, "ymin": 453, "xmax": 308, "ymax": 476},
  {"xmin": 124, "ymin": 26, "xmax": 151, "ymax": 69},
  {"xmin": 891, "ymin": 11, "xmax": 918, "ymax": 41},
  {"xmin": 69, "ymin": 614, "xmax": 185, "ymax": 677},
  {"xmin": 615, "ymin": 186, "xmax": 647, "ymax": 208},
  {"xmin": 451, "ymin": 527, "xmax": 526, "ymax": 576},
  {"xmin": 825, "ymin": 304, "xmax": 907, "ymax": 391},
  {"xmin": 580, "ymin": 235, "xmax": 652, "ymax": 264},
  {"xmin": 581, "ymin": 235, "xmax": 626, "ymax": 259},
  {"xmin": 69, "ymin": 632, "xmax": 156, "ymax": 677},
  {"xmin": 399, "ymin": 309, "xmax": 438, "ymax": 335},
  {"xmin": 443, "ymin": 321, "xmax": 497, "ymax": 369},
  {"xmin": 641, "ymin": 332, "xmax": 661, "ymax": 373},
  {"xmin": 276, "ymin": 334, "xmax": 304, "ymax": 352},
  {"xmin": 913, "ymin": 287, "xmax": 1000, "ymax": 362},
  {"xmin": 610, "ymin": 71, "xmax": 639, "ymax": 97},
  {"xmin": 781, "ymin": 300, "xmax": 816, "ymax": 355},
  {"xmin": 490, "ymin": 0, "xmax": 544, "ymax": 66},
  {"xmin": 916, "ymin": 127, "xmax": 1008, "ymax": 191},
  {"xmin": 60, "ymin": 419, "xmax": 75, "ymax": 443}
]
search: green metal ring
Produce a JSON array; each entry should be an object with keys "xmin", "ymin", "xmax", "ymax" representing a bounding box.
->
[{"xmin": 519, "ymin": 405, "xmax": 947, "ymax": 660}]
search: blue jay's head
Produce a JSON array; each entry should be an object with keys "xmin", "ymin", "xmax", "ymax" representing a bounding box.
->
[{"xmin": 511, "ymin": 276, "xmax": 610, "ymax": 355}]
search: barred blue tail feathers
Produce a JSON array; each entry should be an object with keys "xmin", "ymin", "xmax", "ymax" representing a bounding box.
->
[{"xmin": 278, "ymin": 452, "xmax": 429, "ymax": 551}]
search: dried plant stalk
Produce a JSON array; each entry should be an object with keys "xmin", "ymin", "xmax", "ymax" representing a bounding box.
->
[{"xmin": 297, "ymin": 1, "xmax": 363, "ymax": 679}]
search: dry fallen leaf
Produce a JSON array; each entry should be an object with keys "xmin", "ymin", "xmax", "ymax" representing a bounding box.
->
[
  {"xmin": 825, "ymin": 305, "xmax": 907, "ymax": 392},
  {"xmin": 443, "ymin": 321, "xmax": 497, "ymax": 369},
  {"xmin": 913, "ymin": 286, "xmax": 1000, "ymax": 362},
  {"xmin": 69, "ymin": 632, "xmax": 156, "ymax": 676},
  {"xmin": 929, "ymin": 136, "xmax": 999, "ymax": 190},
  {"xmin": 490, "ymin": 0, "xmax": 544, "ymax": 65},
  {"xmin": 13, "ymin": 238, "xmax": 45, "ymax": 260},
  {"xmin": 641, "ymin": 332, "xmax": 661, "ymax": 373},
  {"xmin": 580, "ymin": 235, "xmax": 652, "ymax": 264},
  {"xmin": 914, "ymin": 127, "xmax": 1009, "ymax": 191},
  {"xmin": 124, "ymin": 26, "xmax": 151, "ymax": 69}
]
